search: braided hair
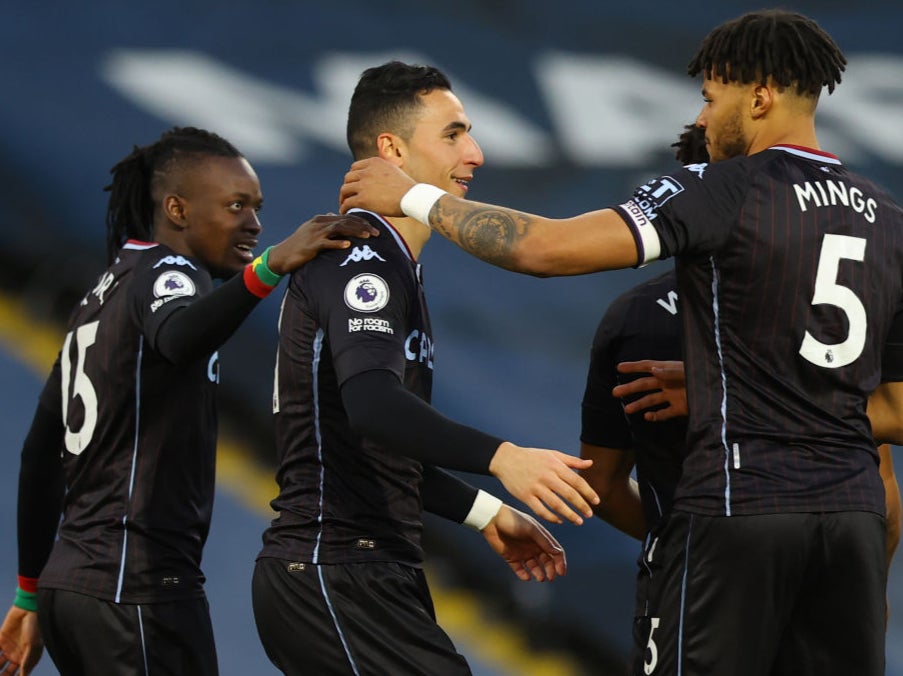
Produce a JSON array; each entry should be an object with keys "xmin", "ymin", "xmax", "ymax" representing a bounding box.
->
[
  {"xmin": 672, "ymin": 124, "xmax": 709, "ymax": 165},
  {"xmin": 688, "ymin": 10, "xmax": 846, "ymax": 97},
  {"xmin": 103, "ymin": 126, "xmax": 242, "ymax": 263}
]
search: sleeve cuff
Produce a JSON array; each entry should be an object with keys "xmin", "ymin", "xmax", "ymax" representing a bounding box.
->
[{"xmin": 463, "ymin": 489, "xmax": 503, "ymax": 531}]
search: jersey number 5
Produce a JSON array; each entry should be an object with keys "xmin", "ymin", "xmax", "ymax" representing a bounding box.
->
[
  {"xmin": 61, "ymin": 321, "xmax": 99, "ymax": 455},
  {"xmin": 799, "ymin": 234, "xmax": 867, "ymax": 369}
]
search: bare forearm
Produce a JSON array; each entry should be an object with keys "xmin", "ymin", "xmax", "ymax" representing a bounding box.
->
[
  {"xmin": 879, "ymin": 444, "xmax": 901, "ymax": 569},
  {"xmin": 591, "ymin": 477, "xmax": 646, "ymax": 540},
  {"xmin": 868, "ymin": 382, "xmax": 903, "ymax": 445},
  {"xmin": 432, "ymin": 197, "xmax": 533, "ymax": 273},
  {"xmin": 579, "ymin": 443, "xmax": 646, "ymax": 540},
  {"xmin": 430, "ymin": 196, "xmax": 639, "ymax": 277}
]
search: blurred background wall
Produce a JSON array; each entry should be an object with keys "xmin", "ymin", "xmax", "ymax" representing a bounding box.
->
[{"xmin": 2, "ymin": 2, "xmax": 902, "ymax": 674}]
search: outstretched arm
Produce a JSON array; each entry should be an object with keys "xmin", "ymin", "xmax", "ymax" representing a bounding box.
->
[
  {"xmin": 480, "ymin": 505, "xmax": 567, "ymax": 582},
  {"xmin": 342, "ymin": 369, "xmax": 600, "ymax": 525},
  {"xmin": 154, "ymin": 214, "xmax": 379, "ymax": 365},
  {"xmin": 339, "ymin": 158, "xmax": 639, "ymax": 276},
  {"xmin": 421, "ymin": 467, "xmax": 566, "ymax": 581},
  {"xmin": 579, "ymin": 442, "xmax": 646, "ymax": 540}
]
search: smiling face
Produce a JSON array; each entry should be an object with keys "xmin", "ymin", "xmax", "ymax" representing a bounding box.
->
[
  {"xmin": 395, "ymin": 89, "xmax": 484, "ymax": 198},
  {"xmin": 695, "ymin": 75, "xmax": 752, "ymax": 163},
  {"xmin": 161, "ymin": 155, "xmax": 264, "ymax": 278}
]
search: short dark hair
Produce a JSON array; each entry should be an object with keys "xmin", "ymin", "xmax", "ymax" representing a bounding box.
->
[
  {"xmin": 688, "ymin": 10, "xmax": 846, "ymax": 97},
  {"xmin": 672, "ymin": 124, "xmax": 709, "ymax": 165},
  {"xmin": 104, "ymin": 127, "xmax": 242, "ymax": 263},
  {"xmin": 346, "ymin": 61, "xmax": 453, "ymax": 160}
]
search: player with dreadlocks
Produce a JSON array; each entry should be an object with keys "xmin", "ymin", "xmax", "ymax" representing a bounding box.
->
[
  {"xmin": 0, "ymin": 126, "xmax": 376, "ymax": 675},
  {"xmin": 339, "ymin": 10, "xmax": 903, "ymax": 675}
]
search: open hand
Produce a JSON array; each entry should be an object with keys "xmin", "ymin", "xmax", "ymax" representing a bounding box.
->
[
  {"xmin": 481, "ymin": 504, "xmax": 567, "ymax": 581},
  {"xmin": 0, "ymin": 605, "xmax": 43, "ymax": 676},
  {"xmin": 266, "ymin": 213, "xmax": 380, "ymax": 274},
  {"xmin": 339, "ymin": 158, "xmax": 416, "ymax": 216},
  {"xmin": 489, "ymin": 442, "xmax": 599, "ymax": 525}
]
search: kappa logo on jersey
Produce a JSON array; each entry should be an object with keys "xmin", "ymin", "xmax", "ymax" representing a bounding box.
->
[
  {"xmin": 344, "ymin": 273, "xmax": 390, "ymax": 312},
  {"xmin": 655, "ymin": 290, "xmax": 679, "ymax": 315},
  {"xmin": 684, "ymin": 162, "xmax": 707, "ymax": 179},
  {"xmin": 153, "ymin": 255, "xmax": 198, "ymax": 270},
  {"xmin": 340, "ymin": 244, "xmax": 386, "ymax": 266}
]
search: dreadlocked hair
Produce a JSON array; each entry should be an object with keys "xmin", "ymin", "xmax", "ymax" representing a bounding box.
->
[
  {"xmin": 672, "ymin": 124, "xmax": 709, "ymax": 165},
  {"xmin": 103, "ymin": 126, "xmax": 242, "ymax": 264},
  {"xmin": 688, "ymin": 10, "xmax": 846, "ymax": 97}
]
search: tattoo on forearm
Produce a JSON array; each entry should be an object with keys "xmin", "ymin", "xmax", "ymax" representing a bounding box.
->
[{"xmin": 433, "ymin": 200, "xmax": 528, "ymax": 269}]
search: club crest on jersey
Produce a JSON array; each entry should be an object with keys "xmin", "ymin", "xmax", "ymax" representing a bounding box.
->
[
  {"xmin": 153, "ymin": 271, "xmax": 196, "ymax": 299},
  {"xmin": 340, "ymin": 244, "xmax": 386, "ymax": 266},
  {"xmin": 344, "ymin": 273, "xmax": 390, "ymax": 312}
]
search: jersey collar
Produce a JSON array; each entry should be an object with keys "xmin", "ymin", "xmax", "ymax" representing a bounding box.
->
[
  {"xmin": 346, "ymin": 208, "xmax": 415, "ymax": 262},
  {"xmin": 769, "ymin": 144, "xmax": 842, "ymax": 165}
]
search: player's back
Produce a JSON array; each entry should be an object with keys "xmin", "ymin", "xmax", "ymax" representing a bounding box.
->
[
  {"xmin": 39, "ymin": 242, "xmax": 219, "ymax": 603},
  {"xmin": 583, "ymin": 270, "xmax": 686, "ymax": 528},
  {"xmin": 673, "ymin": 147, "xmax": 903, "ymax": 516}
]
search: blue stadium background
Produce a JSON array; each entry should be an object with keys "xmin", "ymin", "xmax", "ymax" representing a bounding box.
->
[{"xmin": 2, "ymin": 1, "xmax": 902, "ymax": 674}]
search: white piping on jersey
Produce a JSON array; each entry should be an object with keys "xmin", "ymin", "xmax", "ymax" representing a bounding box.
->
[
  {"xmin": 137, "ymin": 605, "xmax": 150, "ymax": 676},
  {"xmin": 769, "ymin": 145, "xmax": 842, "ymax": 165},
  {"xmin": 317, "ymin": 566, "xmax": 362, "ymax": 675},
  {"xmin": 312, "ymin": 328, "xmax": 326, "ymax": 564},
  {"xmin": 116, "ymin": 335, "xmax": 144, "ymax": 603},
  {"xmin": 272, "ymin": 292, "xmax": 288, "ymax": 414},
  {"xmin": 710, "ymin": 257, "xmax": 732, "ymax": 516},
  {"xmin": 346, "ymin": 208, "xmax": 415, "ymax": 262},
  {"xmin": 640, "ymin": 533, "xmax": 657, "ymax": 616},
  {"xmin": 648, "ymin": 482, "xmax": 663, "ymax": 520},
  {"xmin": 677, "ymin": 515, "xmax": 694, "ymax": 676}
]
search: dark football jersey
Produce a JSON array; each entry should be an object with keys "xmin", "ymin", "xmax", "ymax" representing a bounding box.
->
[
  {"xmin": 37, "ymin": 241, "xmax": 219, "ymax": 602},
  {"xmin": 260, "ymin": 210, "xmax": 434, "ymax": 567},
  {"xmin": 581, "ymin": 270, "xmax": 686, "ymax": 528},
  {"xmin": 615, "ymin": 145, "xmax": 903, "ymax": 516}
]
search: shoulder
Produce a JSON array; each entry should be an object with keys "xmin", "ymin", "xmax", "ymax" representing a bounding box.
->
[
  {"xmin": 295, "ymin": 217, "xmax": 407, "ymax": 288},
  {"xmin": 127, "ymin": 244, "xmax": 212, "ymax": 304},
  {"xmin": 607, "ymin": 270, "xmax": 676, "ymax": 316}
]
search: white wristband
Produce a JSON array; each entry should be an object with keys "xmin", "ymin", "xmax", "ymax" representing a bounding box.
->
[
  {"xmin": 400, "ymin": 183, "xmax": 447, "ymax": 226},
  {"xmin": 463, "ymin": 489, "xmax": 504, "ymax": 531}
]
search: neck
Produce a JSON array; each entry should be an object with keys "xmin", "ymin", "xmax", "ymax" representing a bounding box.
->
[
  {"xmin": 152, "ymin": 221, "xmax": 189, "ymax": 255},
  {"xmin": 385, "ymin": 215, "xmax": 431, "ymax": 259},
  {"xmin": 747, "ymin": 109, "xmax": 820, "ymax": 155}
]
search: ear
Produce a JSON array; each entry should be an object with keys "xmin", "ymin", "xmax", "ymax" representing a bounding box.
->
[
  {"xmin": 750, "ymin": 84, "xmax": 774, "ymax": 120},
  {"xmin": 376, "ymin": 133, "xmax": 405, "ymax": 166},
  {"xmin": 163, "ymin": 194, "xmax": 188, "ymax": 229}
]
